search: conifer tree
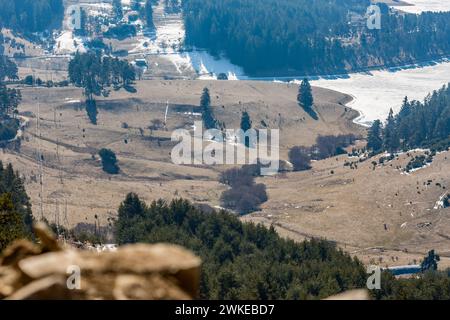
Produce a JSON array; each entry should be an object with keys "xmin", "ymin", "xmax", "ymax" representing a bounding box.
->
[
  {"xmin": 201, "ymin": 87, "xmax": 216, "ymax": 129},
  {"xmin": 113, "ymin": 0, "xmax": 123, "ymax": 21},
  {"xmin": 421, "ymin": 250, "xmax": 440, "ymax": 272},
  {"xmin": 397, "ymin": 96, "xmax": 411, "ymax": 146},
  {"xmin": 298, "ymin": 78, "xmax": 314, "ymax": 110},
  {"xmin": 145, "ymin": 0, "xmax": 155, "ymax": 29},
  {"xmin": 0, "ymin": 193, "xmax": 26, "ymax": 252},
  {"xmin": 240, "ymin": 111, "xmax": 252, "ymax": 148},
  {"xmin": 383, "ymin": 108, "xmax": 400, "ymax": 153},
  {"xmin": 367, "ymin": 120, "xmax": 383, "ymax": 153},
  {"xmin": 240, "ymin": 111, "xmax": 252, "ymax": 132},
  {"xmin": 0, "ymin": 162, "xmax": 33, "ymax": 231}
]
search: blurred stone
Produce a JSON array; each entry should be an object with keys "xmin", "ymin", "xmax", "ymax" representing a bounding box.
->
[
  {"xmin": 0, "ymin": 267, "xmax": 21, "ymax": 298},
  {"xmin": 0, "ymin": 224, "xmax": 201, "ymax": 300},
  {"xmin": 6, "ymin": 275, "xmax": 69, "ymax": 300},
  {"xmin": 0, "ymin": 240, "xmax": 41, "ymax": 267},
  {"xmin": 33, "ymin": 222, "xmax": 63, "ymax": 252}
]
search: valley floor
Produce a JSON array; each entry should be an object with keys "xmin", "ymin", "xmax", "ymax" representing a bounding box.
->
[
  {"xmin": 2, "ymin": 0, "xmax": 449, "ymax": 271},
  {"xmin": 2, "ymin": 78, "xmax": 449, "ymax": 270},
  {"xmin": 1, "ymin": 79, "xmax": 358, "ymax": 224},
  {"xmin": 243, "ymin": 149, "xmax": 450, "ymax": 270}
]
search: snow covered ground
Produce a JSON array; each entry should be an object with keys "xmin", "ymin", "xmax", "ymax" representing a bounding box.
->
[
  {"xmin": 168, "ymin": 51, "xmax": 245, "ymax": 80},
  {"xmin": 310, "ymin": 59, "xmax": 450, "ymax": 125},
  {"xmin": 394, "ymin": 0, "xmax": 450, "ymax": 14},
  {"xmin": 53, "ymin": 2, "xmax": 113, "ymax": 55},
  {"xmin": 130, "ymin": 0, "xmax": 246, "ymax": 79},
  {"xmin": 8, "ymin": 116, "xmax": 30, "ymax": 143},
  {"xmin": 54, "ymin": 31, "xmax": 86, "ymax": 55}
]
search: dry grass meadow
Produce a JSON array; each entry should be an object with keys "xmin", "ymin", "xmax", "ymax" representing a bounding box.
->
[{"xmin": 2, "ymin": 77, "xmax": 449, "ymax": 269}]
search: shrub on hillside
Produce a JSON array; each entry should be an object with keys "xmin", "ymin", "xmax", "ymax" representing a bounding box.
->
[
  {"xmin": 99, "ymin": 148, "xmax": 120, "ymax": 174},
  {"xmin": 288, "ymin": 146, "xmax": 311, "ymax": 172},
  {"xmin": 0, "ymin": 118, "xmax": 19, "ymax": 141},
  {"xmin": 219, "ymin": 166, "xmax": 268, "ymax": 214},
  {"xmin": 315, "ymin": 134, "xmax": 356, "ymax": 159}
]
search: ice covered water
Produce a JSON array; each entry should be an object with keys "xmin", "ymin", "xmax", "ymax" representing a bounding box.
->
[
  {"xmin": 311, "ymin": 59, "xmax": 450, "ymax": 125},
  {"xmin": 393, "ymin": 0, "xmax": 450, "ymax": 14}
]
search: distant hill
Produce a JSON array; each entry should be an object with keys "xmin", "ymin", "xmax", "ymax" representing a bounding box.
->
[{"xmin": 182, "ymin": 0, "xmax": 450, "ymax": 76}]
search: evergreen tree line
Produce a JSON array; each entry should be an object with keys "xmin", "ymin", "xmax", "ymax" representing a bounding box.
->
[
  {"xmin": 367, "ymin": 84, "xmax": 450, "ymax": 154},
  {"xmin": 114, "ymin": 193, "xmax": 367, "ymax": 299},
  {"xmin": 0, "ymin": 53, "xmax": 18, "ymax": 83},
  {"xmin": 68, "ymin": 51, "xmax": 136, "ymax": 124},
  {"xmin": 0, "ymin": 54, "xmax": 21, "ymax": 140},
  {"xmin": 0, "ymin": 162, "xmax": 33, "ymax": 251},
  {"xmin": 1, "ymin": 163, "xmax": 450, "ymax": 299},
  {"xmin": 68, "ymin": 51, "xmax": 136, "ymax": 100},
  {"xmin": 113, "ymin": 194, "xmax": 450, "ymax": 299},
  {"xmin": 0, "ymin": 0, "xmax": 63, "ymax": 34},
  {"xmin": 182, "ymin": 0, "xmax": 450, "ymax": 76},
  {"xmin": 373, "ymin": 269, "xmax": 450, "ymax": 300},
  {"xmin": 0, "ymin": 57, "xmax": 21, "ymax": 113}
]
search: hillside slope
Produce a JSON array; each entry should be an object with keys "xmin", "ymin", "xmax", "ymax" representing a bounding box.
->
[{"xmin": 0, "ymin": 80, "xmax": 360, "ymax": 226}]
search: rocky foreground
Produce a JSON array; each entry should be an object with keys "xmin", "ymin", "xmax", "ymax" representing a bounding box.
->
[{"xmin": 0, "ymin": 223, "xmax": 201, "ymax": 300}]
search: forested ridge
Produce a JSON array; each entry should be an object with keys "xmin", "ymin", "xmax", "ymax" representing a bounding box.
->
[
  {"xmin": 114, "ymin": 194, "xmax": 450, "ymax": 300},
  {"xmin": 114, "ymin": 194, "xmax": 367, "ymax": 299},
  {"xmin": 0, "ymin": 162, "xmax": 33, "ymax": 251},
  {"xmin": 182, "ymin": 0, "xmax": 450, "ymax": 75},
  {"xmin": 0, "ymin": 0, "xmax": 63, "ymax": 33},
  {"xmin": 1, "ymin": 171, "xmax": 450, "ymax": 299},
  {"xmin": 0, "ymin": 54, "xmax": 21, "ymax": 141}
]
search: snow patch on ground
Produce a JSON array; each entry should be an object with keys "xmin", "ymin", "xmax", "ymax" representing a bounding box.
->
[
  {"xmin": 183, "ymin": 112, "xmax": 202, "ymax": 117},
  {"xmin": 54, "ymin": 31, "xmax": 86, "ymax": 55},
  {"xmin": 53, "ymin": 2, "xmax": 114, "ymax": 55},
  {"xmin": 434, "ymin": 193, "xmax": 449, "ymax": 210},
  {"xmin": 130, "ymin": 0, "xmax": 247, "ymax": 79},
  {"xmin": 401, "ymin": 163, "xmax": 431, "ymax": 175},
  {"xmin": 65, "ymin": 99, "xmax": 81, "ymax": 104},
  {"xmin": 8, "ymin": 116, "xmax": 29, "ymax": 143}
]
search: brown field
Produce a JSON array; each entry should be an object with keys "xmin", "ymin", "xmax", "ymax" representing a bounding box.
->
[
  {"xmin": 243, "ymin": 149, "xmax": 450, "ymax": 269},
  {"xmin": 2, "ymin": 78, "xmax": 449, "ymax": 269},
  {"xmin": 2, "ymin": 80, "xmax": 359, "ymax": 224}
]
